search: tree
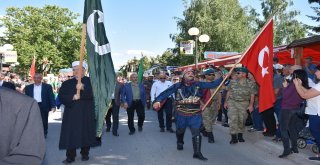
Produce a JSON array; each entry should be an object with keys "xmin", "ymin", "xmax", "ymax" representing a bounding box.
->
[
  {"xmin": 0, "ymin": 5, "xmax": 82, "ymax": 75},
  {"xmin": 170, "ymin": 0, "xmax": 255, "ymax": 66},
  {"xmin": 307, "ymin": 0, "xmax": 320, "ymax": 33},
  {"xmin": 257, "ymin": 0, "xmax": 307, "ymax": 45}
]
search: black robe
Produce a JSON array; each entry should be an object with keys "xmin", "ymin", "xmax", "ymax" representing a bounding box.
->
[
  {"xmin": 58, "ymin": 77, "xmax": 98, "ymax": 149},
  {"xmin": 0, "ymin": 87, "xmax": 45, "ymax": 165}
]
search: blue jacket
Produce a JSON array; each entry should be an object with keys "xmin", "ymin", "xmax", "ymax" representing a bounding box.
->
[
  {"xmin": 121, "ymin": 82, "xmax": 146, "ymax": 107},
  {"xmin": 155, "ymin": 77, "xmax": 223, "ymax": 103}
]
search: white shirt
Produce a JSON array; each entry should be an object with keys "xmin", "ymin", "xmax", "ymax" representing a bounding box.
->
[
  {"xmin": 0, "ymin": 80, "xmax": 3, "ymax": 86},
  {"xmin": 33, "ymin": 83, "xmax": 42, "ymax": 102},
  {"xmin": 306, "ymin": 83, "xmax": 320, "ymax": 116},
  {"xmin": 150, "ymin": 80, "xmax": 173, "ymax": 102}
]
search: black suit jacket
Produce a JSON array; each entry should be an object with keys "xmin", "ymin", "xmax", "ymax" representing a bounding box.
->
[
  {"xmin": 2, "ymin": 81, "xmax": 15, "ymax": 90},
  {"xmin": 24, "ymin": 83, "xmax": 56, "ymax": 111}
]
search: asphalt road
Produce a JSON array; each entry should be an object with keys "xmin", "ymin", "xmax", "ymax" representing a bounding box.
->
[{"xmin": 43, "ymin": 108, "xmax": 317, "ymax": 165}]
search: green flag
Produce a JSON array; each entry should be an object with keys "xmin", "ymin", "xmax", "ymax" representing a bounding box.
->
[
  {"xmin": 137, "ymin": 57, "xmax": 144, "ymax": 83},
  {"xmin": 83, "ymin": 0, "xmax": 115, "ymax": 137}
]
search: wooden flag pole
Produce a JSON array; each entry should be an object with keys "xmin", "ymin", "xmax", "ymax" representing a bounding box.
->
[
  {"xmin": 76, "ymin": 24, "xmax": 87, "ymax": 97},
  {"xmin": 201, "ymin": 16, "xmax": 274, "ymax": 111}
]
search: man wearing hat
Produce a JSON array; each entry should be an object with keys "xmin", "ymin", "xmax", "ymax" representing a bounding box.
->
[
  {"xmin": 224, "ymin": 67, "xmax": 256, "ymax": 144},
  {"xmin": 153, "ymin": 69, "xmax": 222, "ymax": 161},
  {"xmin": 58, "ymin": 61, "xmax": 99, "ymax": 164},
  {"xmin": 200, "ymin": 68, "xmax": 221, "ymax": 143}
]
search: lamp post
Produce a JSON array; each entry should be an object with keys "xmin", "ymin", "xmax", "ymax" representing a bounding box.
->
[
  {"xmin": 188, "ymin": 28, "xmax": 210, "ymax": 71},
  {"xmin": 199, "ymin": 34, "xmax": 210, "ymax": 62},
  {"xmin": 188, "ymin": 27, "xmax": 200, "ymax": 71}
]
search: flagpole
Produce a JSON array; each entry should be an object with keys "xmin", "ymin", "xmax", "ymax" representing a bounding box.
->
[
  {"xmin": 76, "ymin": 24, "xmax": 87, "ymax": 97},
  {"xmin": 201, "ymin": 16, "xmax": 274, "ymax": 111}
]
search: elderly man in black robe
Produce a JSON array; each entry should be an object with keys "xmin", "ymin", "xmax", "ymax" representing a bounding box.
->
[
  {"xmin": 58, "ymin": 61, "xmax": 98, "ymax": 164},
  {"xmin": 0, "ymin": 87, "xmax": 46, "ymax": 165}
]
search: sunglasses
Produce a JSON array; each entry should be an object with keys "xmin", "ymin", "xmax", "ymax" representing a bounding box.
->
[
  {"xmin": 237, "ymin": 72, "xmax": 241, "ymax": 74},
  {"xmin": 160, "ymin": 78, "xmax": 166, "ymax": 79},
  {"xmin": 173, "ymin": 79, "xmax": 179, "ymax": 81},
  {"xmin": 208, "ymin": 74, "xmax": 215, "ymax": 76}
]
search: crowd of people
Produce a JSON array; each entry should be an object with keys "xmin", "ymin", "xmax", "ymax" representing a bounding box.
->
[{"xmin": 1, "ymin": 57, "xmax": 320, "ymax": 164}]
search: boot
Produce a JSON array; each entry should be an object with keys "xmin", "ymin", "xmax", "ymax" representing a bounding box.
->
[
  {"xmin": 207, "ymin": 132, "xmax": 215, "ymax": 143},
  {"xmin": 291, "ymin": 138, "xmax": 299, "ymax": 153},
  {"xmin": 176, "ymin": 132, "xmax": 184, "ymax": 150},
  {"xmin": 192, "ymin": 136, "xmax": 208, "ymax": 161},
  {"xmin": 238, "ymin": 133, "xmax": 245, "ymax": 142},
  {"xmin": 200, "ymin": 125, "xmax": 208, "ymax": 137},
  {"xmin": 230, "ymin": 134, "xmax": 238, "ymax": 144},
  {"xmin": 279, "ymin": 138, "xmax": 292, "ymax": 158}
]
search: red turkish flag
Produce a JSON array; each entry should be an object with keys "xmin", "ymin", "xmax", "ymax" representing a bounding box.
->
[
  {"xmin": 240, "ymin": 19, "xmax": 275, "ymax": 113},
  {"xmin": 29, "ymin": 55, "xmax": 36, "ymax": 78}
]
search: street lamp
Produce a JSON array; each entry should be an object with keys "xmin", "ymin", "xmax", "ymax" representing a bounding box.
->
[
  {"xmin": 199, "ymin": 34, "xmax": 210, "ymax": 62},
  {"xmin": 188, "ymin": 27, "xmax": 200, "ymax": 70},
  {"xmin": 188, "ymin": 27, "xmax": 210, "ymax": 71}
]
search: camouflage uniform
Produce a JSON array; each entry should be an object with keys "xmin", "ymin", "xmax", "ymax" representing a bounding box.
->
[
  {"xmin": 202, "ymin": 86, "xmax": 220, "ymax": 134},
  {"xmin": 226, "ymin": 79, "xmax": 256, "ymax": 135}
]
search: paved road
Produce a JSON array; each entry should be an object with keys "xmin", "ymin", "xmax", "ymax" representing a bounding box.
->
[{"xmin": 43, "ymin": 109, "xmax": 317, "ymax": 165}]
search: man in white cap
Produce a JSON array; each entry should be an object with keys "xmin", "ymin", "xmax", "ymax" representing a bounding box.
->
[{"xmin": 58, "ymin": 61, "xmax": 98, "ymax": 164}]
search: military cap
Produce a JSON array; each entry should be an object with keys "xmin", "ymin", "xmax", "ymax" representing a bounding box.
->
[{"xmin": 235, "ymin": 67, "xmax": 249, "ymax": 73}]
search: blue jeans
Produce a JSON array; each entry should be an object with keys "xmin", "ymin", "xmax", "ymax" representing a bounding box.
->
[
  {"xmin": 252, "ymin": 107, "xmax": 264, "ymax": 130},
  {"xmin": 309, "ymin": 115, "xmax": 320, "ymax": 150}
]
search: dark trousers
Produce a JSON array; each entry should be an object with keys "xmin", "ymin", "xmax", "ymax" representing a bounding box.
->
[
  {"xmin": 261, "ymin": 108, "xmax": 276, "ymax": 135},
  {"xmin": 176, "ymin": 113, "xmax": 202, "ymax": 138},
  {"xmin": 38, "ymin": 103, "xmax": 49, "ymax": 135},
  {"xmin": 66, "ymin": 147, "xmax": 90, "ymax": 160},
  {"xmin": 217, "ymin": 97, "xmax": 228, "ymax": 123},
  {"xmin": 309, "ymin": 115, "xmax": 320, "ymax": 150},
  {"xmin": 127, "ymin": 100, "xmax": 145, "ymax": 132},
  {"xmin": 158, "ymin": 98, "xmax": 173, "ymax": 129},
  {"xmin": 274, "ymin": 99, "xmax": 282, "ymax": 138},
  {"xmin": 105, "ymin": 99, "xmax": 120, "ymax": 132},
  {"xmin": 252, "ymin": 107, "xmax": 264, "ymax": 130},
  {"xmin": 279, "ymin": 109, "xmax": 299, "ymax": 151}
]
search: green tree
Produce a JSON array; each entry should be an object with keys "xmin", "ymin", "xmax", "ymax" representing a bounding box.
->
[
  {"xmin": 170, "ymin": 0, "xmax": 255, "ymax": 66},
  {"xmin": 258, "ymin": 0, "xmax": 306, "ymax": 45},
  {"xmin": 0, "ymin": 5, "xmax": 82, "ymax": 75},
  {"xmin": 307, "ymin": 0, "xmax": 320, "ymax": 33}
]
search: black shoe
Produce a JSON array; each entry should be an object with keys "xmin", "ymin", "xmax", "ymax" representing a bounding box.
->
[
  {"xmin": 222, "ymin": 123, "xmax": 229, "ymax": 127},
  {"xmin": 138, "ymin": 127, "xmax": 143, "ymax": 132},
  {"xmin": 81, "ymin": 155, "xmax": 89, "ymax": 161},
  {"xmin": 112, "ymin": 131, "xmax": 119, "ymax": 136},
  {"xmin": 309, "ymin": 156, "xmax": 320, "ymax": 161},
  {"xmin": 192, "ymin": 136, "xmax": 208, "ymax": 161},
  {"xmin": 160, "ymin": 128, "xmax": 165, "ymax": 132},
  {"xmin": 207, "ymin": 132, "xmax": 215, "ymax": 143},
  {"xmin": 96, "ymin": 137, "xmax": 101, "ymax": 146},
  {"xmin": 291, "ymin": 148, "xmax": 299, "ymax": 153},
  {"xmin": 272, "ymin": 137, "xmax": 281, "ymax": 142},
  {"xmin": 263, "ymin": 132, "xmax": 275, "ymax": 137},
  {"xmin": 177, "ymin": 143, "xmax": 183, "ymax": 150},
  {"xmin": 62, "ymin": 158, "xmax": 75, "ymax": 164},
  {"xmin": 129, "ymin": 131, "xmax": 135, "ymax": 135},
  {"xmin": 167, "ymin": 128, "xmax": 175, "ymax": 133},
  {"xmin": 106, "ymin": 127, "xmax": 111, "ymax": 132},
  {"xmin": 230, "ymin": 134, "xmax": 238, "ymax": 144},
  {"xmin": 238, "ymin": 133, "xmax": 245, "ymax": 142},
  {"xmin": 278, "ymin": 151, "xmax": 292, "ymax": 158}
]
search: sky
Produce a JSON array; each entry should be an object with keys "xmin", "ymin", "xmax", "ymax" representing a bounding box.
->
[{"xmin": 0, "ymin": 0, "xmax": 318, "ymax": 70}]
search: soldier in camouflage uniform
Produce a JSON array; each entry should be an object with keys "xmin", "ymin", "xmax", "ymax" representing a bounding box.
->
[
  {"xmin": 224, "ymin": 67, "xmax": 256, "ymax": 144},
  {"xmin": 201, "ymin": 68, "xmax": 221, "ymax": 143}
]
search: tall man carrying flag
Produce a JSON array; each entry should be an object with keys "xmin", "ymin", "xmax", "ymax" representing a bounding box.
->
[{"xmin": 83, "ymin": 0, "xmax": 116, "ymax": 140}]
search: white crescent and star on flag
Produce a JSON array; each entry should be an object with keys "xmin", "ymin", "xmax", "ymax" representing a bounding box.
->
[
  {"xmin": 87, "ymin": 10, "xmax": 111, "ymax": 56},
  {"xmin": 258, "ymin": 46, "xmax": 270, "ymax": 78}
]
